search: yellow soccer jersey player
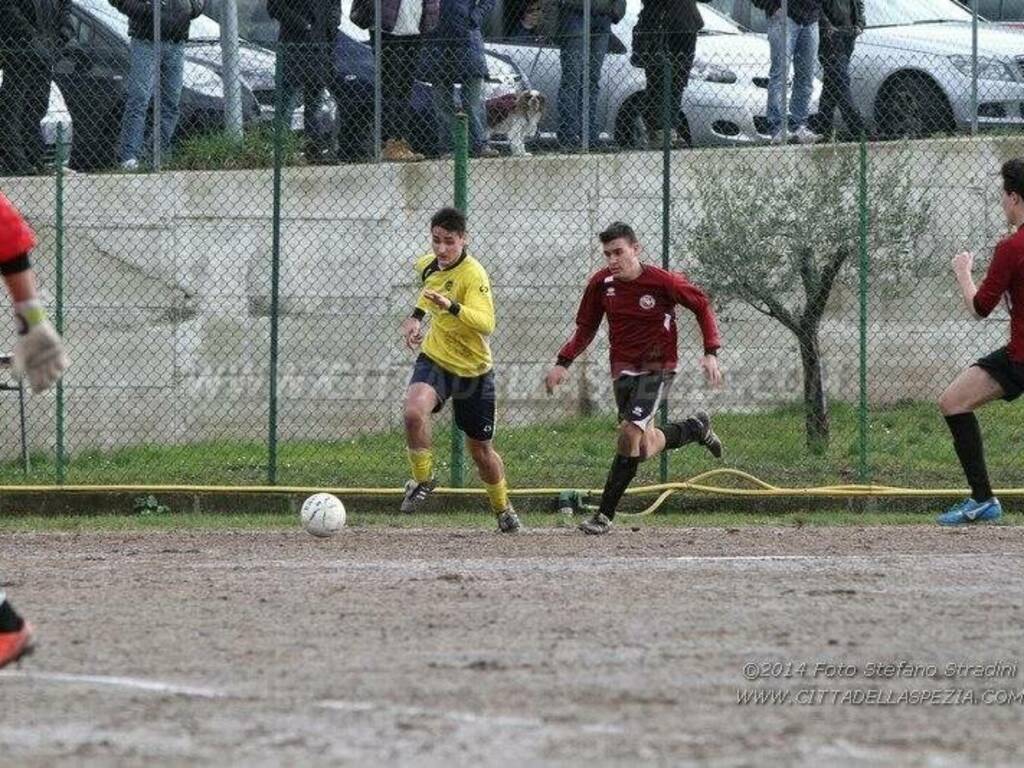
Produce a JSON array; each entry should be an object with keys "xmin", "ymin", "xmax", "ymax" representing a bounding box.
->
[
  {"xmin": 413, "ymin": 248, "xmax": 494, "ymax": 377},
  {"xmin": 398, "ymin": 207, "xmax": 520, "ymax": 534}
]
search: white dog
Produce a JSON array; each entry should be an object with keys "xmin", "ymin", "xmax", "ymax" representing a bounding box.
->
[{"xmin": 487, "ymin": 90, "xmax": 546, "ymax": 157}]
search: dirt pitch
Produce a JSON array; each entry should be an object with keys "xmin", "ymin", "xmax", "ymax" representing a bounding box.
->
[{"xmin": 2, "ymin": 525, "xmax": 1024, "ymax": 767}]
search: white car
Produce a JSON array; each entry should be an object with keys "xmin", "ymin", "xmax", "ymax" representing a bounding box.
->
[
  {"xmin": 485, "ymin": 0, "xmax": 815, "ymax": 148},
  {"xmin": 711, "ymin": 0, "xmax": 1024, "ymax": 138}
]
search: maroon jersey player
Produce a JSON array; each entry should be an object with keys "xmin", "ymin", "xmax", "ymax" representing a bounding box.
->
[{"xmin": 544, "ymin": 222, "xmax": 724, "ymax": 535}]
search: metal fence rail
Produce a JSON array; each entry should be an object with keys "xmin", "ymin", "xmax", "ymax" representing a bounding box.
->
[{"xmin": 2, "ymin": 0, "xmax": 1024, "ymax": 499}]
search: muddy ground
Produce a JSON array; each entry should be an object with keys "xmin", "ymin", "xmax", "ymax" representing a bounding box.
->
[{"xmin": 2, "ymin": 526, "xmax": 1024, "ymax": 767}]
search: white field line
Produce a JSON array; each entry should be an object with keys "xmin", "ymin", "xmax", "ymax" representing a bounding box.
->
[
  {"xmin": 160, "ymin": 551, "xmax": 1024, "ymax": 573},
  {"xmin": 0, "ymin": 670, "xmax": 227, "ymax": 698},
  {"xmin": 317, "ymin": 699, "xmax": 625, "ymax": 734}
]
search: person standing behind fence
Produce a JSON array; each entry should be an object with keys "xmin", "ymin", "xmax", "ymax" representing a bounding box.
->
[
  {"xmin": 0, "ymin": 0, "xmax": 71, "ymax": 175},
  {"xmin": 818, "ymin": 0, "xmax": 864, "ymax": 141},
  {"xmin": 110, "ymin": 0, "xmax": 206, "ymax": 170},
  {"xmin": 753, "ymin": 0, "xmax": 821, "ymax": 145},
  {"xmin": 630, "ymin": 0, "xmax": 706, "ymax": 150},
  {"xmin": 351, "ymin": 0, "xmax": 439, "ymax": 162},
  {"xmin": 540, "ymin": 0, "xmax": 625, "ymax": 150},
  {"xmin": 420, "ymin": 0, "xmax": 497, "ymax": 158},
  {"xmin": 267, "ymin": 0, "xmax": 341, "ymax": 164}
]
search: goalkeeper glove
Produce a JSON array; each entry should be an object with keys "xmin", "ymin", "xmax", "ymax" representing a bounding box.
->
[{"xmin": 13, "ymin": 300, "xmax": 69, "ymax": 394}]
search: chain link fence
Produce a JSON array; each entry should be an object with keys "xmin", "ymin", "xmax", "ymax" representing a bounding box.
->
[{"xmin": 2, "ymin": 0, "xmax": 1024, "ymax": 501}]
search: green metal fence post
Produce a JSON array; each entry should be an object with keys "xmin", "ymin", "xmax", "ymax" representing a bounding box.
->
[
  {"xmin": 55, "ymin": 123, "xmax": 67, "ymax": 484},
  {"xmin": 450, "ymin": 112, "xmax": 469, "ymax": 488},
  {"xmin": 267, "ymin": 52, "xmax": 284, "ymax": 485},
  {"xmin": 858, "ymin": 135, "xmax": 869, "ymax": 482},
  {"xmin": 658, "ymin": 53, "xmax": 672, "ymax": 485}
]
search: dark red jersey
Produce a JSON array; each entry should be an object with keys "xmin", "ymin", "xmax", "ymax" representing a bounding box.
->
[
  {"xmin": 556, "ymin": 264, "xmax": 720, "ymax": 378},
  {"xmin": 975, "ymin": 226, "xmax": 1024, "ymax": 362}
]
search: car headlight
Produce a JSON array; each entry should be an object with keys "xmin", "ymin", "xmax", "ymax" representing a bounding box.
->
[
  {"xmin": 691, "ymin": 59, "xmax": 738, "ymax": 85},
  {"xmin": 184, "ymin": 62, "xmax": 224, "ymax": 98},
  {"xmin": 949, "ymin": 55, "xmax": 1017, "ymax": 83}
]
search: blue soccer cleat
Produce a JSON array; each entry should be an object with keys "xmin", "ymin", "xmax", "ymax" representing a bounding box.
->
[{"xmin": 936, "ymin": 497, "xmax": 1003, "ymax": 526}]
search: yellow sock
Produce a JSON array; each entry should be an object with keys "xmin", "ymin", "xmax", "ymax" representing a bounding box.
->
[
  {"xmin": 484, "ymin": 478, "xmax": 509, "ymax": 513},
  {"xmin": 408, "ymin": 449, "xmax": 434, "ymax": 483}
]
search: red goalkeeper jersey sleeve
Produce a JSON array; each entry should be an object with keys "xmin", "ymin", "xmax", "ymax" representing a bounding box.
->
[
  {"xmin": 974, "ymin": 226, "xmax": 1024, "ymax": 362},
  {"xmin": 557, "ymin": 265, "xmax": 721, "ymax": 378},
  {"xmin": 0, "ymin": 192, "xmax": 37, "ymax": 264}
]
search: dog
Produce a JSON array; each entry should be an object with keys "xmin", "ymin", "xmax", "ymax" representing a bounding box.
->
[{"xmin": 486, "ymin": 89, "xmax": 546, "ymax": 157}]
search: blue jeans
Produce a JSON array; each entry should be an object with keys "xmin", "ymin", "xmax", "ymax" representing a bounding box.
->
[
  {"xmin": 766, "ymin": 12, "xmax": 818, "ymax": 133},
  {"xmin": 432, "ymin": 78, "xmax": 486, "ymax": 154},
  {"xmin": 118, "ymin": 39, "xmax": 186, "ymax": 163},
  {"xmin": 557, "ymin": 12, "xmax": 610, "ymax": 147}
]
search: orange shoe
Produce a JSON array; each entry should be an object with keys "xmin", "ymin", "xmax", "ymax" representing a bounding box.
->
[{"xmin": 0, "ymin": 622, "xmax": 35, "ymax": 669}]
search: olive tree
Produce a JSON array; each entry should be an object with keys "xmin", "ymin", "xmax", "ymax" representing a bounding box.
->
[{"xmin": 686, "ymin": 146, "xmax": 930, "ymax": 452}]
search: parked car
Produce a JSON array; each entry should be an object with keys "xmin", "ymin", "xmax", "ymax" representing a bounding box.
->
[
  {"xmin": 0, "ymin": 69, "xmax": 73, "ymax": 170},
  {"xmin": 709, "ymin": 0, "xmax": 1024, "ymax": 138},
  {"xmin": 56, "ymin": 0, "xmax": 271, "ymax": 170},
  {"xmin": 483, "ymin": 0, "xmax": 802, "ymax": 148}
]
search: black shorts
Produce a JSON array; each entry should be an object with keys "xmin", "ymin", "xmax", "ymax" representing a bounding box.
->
[
  {"xmin": 409, "ymin": 354, "xmax": 496, "ymax": 441},
  {"xmin": 613, "ymin": 372, "xmax": 674, "ymax": 429},
  {"xmin": 973, "ymin": 346, "xmax": 1024, "ymax": 402}
]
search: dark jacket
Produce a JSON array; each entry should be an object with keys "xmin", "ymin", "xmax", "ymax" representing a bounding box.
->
[
  {"xmin": 0, "ymin": 0, "xmax": 71, "ymax": 59},
  {"xmin": 418, "ymin": 0, "xmax": 494, "ymax": 83},
  {"xmin": 632, "ymin": 0, "xmax": 705, "ymax": 65},
  {"xmin": 267, "ymin": 0, "xmax": 340, "ymax": 43},
  {"xmin": 539, "ymin": 0, "xmax": 626, "ymax": 39},
  {"xmin": 821, "ymin": 0, "xmax": 864, "ymax": 32},
  {"xmin": 350, "ymin": 0, "xmax": 440, "ymax": 34},
  {"xmin": 752, "ymin": 0, "xmax": 820, "ymax": 25},
  {"xmin": 109, "ymin": 0, "xmax": 206, "ymax": 43}
]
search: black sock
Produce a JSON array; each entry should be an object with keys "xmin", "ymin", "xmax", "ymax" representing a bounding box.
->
[
  {"xmin": 945, "ymin": 413, "xmax": 994, "ymax": 501},
  {"xmin": 661, "ymin": 417, "xmax": 701, "ymax": 450},
  {"xmin": 598, "ymin": 454, "xmax": 640, "ymax": 521},
  {"xmin": 0, "ymin": 600, "xmax": 24, "ymax": 633}
]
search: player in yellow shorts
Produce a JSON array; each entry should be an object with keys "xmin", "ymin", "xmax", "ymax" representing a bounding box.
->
[{"xmin": 398, "ymin": 207, "xmax": 520, "ymax": 533}]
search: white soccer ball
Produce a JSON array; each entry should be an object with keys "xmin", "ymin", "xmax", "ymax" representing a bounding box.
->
[{"xmin": 300, "ymin": 493, "xmax": 346, "ymax": 537}]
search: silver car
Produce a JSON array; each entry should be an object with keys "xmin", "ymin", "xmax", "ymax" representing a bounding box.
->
[
  {"xmin": 711, "ymin": 0, "xmax": 1024, "ymax": 137},
  {"xmin": 487, "ymin": 1, "xmax": 809, "ymax": 148}
]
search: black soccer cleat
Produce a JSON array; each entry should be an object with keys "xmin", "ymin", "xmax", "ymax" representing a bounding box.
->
[
  {"xmin": 497, "ymin": 506, "xmax": 522, "ymax": 534},
  {"xmin": 691, "ymin": 410, "xmax": 723, "ymax": 459},
  {"xmin": 578, "ymin": 512, "xmax": 612, "ymax": 535},
  {"xmin": 400, "ymin": 477, "xmax": 437, "ymax": 513}
]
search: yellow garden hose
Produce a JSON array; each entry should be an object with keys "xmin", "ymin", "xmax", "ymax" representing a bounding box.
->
[{"xmin": 0, "ymin": 469, "xmax": 1009, "ymax": 520}]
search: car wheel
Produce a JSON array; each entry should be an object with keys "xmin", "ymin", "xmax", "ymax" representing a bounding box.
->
[
  {"xmin": 877, "ymin": 75, "xmax": 954, "ymax": 140},
  {"xmin": 615, "ymin": 93, "xmax": 651, "ymax": 150}
]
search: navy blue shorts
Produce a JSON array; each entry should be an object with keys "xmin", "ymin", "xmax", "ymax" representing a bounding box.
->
[{"xmin": 409, "ymin": 354, "xmax": 496, "ymax": 441}]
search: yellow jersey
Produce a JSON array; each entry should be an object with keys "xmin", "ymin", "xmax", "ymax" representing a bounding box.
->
[{"xmin": 414, "ymin": 250, "xmax": 495, "ymax": 377}]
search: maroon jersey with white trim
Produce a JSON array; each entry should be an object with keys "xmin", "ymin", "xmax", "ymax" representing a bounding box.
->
[{"xmin": 557, "ymin": 265, "xmax": 720, "ymax": 378}]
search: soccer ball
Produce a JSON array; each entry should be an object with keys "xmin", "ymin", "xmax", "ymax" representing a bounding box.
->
[{"xmin": 300, "ymin": 493, "xmax": 346, "ymax": 537}]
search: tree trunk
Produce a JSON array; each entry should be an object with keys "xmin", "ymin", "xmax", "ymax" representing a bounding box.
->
[{"xmin": 797, "ymin": 328, "xmax": 829, "ymax": 454}]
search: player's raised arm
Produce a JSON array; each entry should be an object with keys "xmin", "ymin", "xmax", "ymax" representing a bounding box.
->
[
  {"xmin": 545, "ymin": 277, "xmax": 605, "ymax": 394},
  {"xmin": 668, "ymin": 271, "xmax": 723, "ymax": 388},
  {"xmin": 445, "ymin": 264, "xmax": 495, "ymax": 335},
  {"xmin": 0, "ymin": 193, "xmax": 69, "ymax": 393},
  {"xmin": 965, "ymin": 245, "xmax": 1014, "ymax": 320}
]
